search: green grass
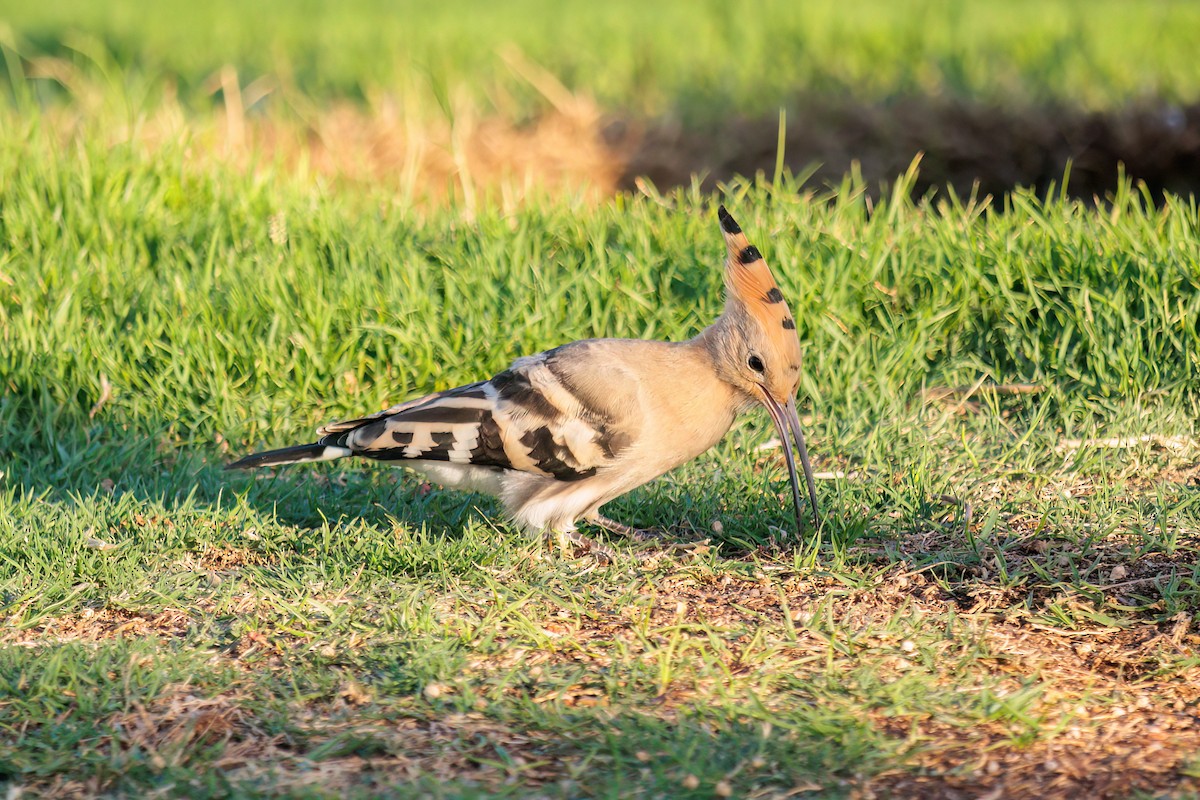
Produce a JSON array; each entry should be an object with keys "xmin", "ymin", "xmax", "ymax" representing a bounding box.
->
[
  {"xmin": 4, "ymin": 0, "xmax": 1200, "ymax": 121},
  {"xmin": 2, "ymin": 104, "xmax": 1200, "ymax": 797},
  {"xmin": 2, "ymin": 3, "xmax": 1200, "ymax": 792}
]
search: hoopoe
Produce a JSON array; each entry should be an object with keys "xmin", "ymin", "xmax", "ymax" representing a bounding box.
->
[{"xmin": 227, "ymin": 206, "xmax": 820, "ymax": 550}]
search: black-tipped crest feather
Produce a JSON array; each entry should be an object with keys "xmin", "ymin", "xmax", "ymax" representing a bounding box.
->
[{"xmin": 717, "ymin": 205, "xmax": 741, "ymax": 233}]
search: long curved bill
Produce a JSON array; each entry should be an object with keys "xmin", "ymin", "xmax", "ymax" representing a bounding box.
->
[{"xmin": 759, "ymin": 391, "xmax": 821, "ymax": 533}]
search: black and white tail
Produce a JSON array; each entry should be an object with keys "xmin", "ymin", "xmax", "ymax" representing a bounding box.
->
[
  {"xmin": 224, "ymin": 358, "xmax": 624, "ymax": 481},
  {"xmin": 224, "ymin": 442, "xmax": 352, "ymax": 470}
]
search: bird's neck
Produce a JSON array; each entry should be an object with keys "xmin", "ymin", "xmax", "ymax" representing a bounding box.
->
[
  {"xmin": 686, "ymin": 314, "xmax": 758, "ymax": 413},
  {"xmin": 688, "ymin": 311, "xmax": 741, "ymax": 367}
]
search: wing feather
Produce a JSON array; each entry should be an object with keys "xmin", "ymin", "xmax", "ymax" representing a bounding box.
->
[{"xmin": 313, "ymin": 349, "xmax": 635, "ymax": 481}]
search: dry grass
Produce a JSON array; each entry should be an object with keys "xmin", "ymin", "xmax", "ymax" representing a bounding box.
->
[
  {"xmin": 33, "ymin": 57, "xmax": 626, "ymax": 210},
  {"xmin": 25, "ymin": 689, "xmax": 566, "ymax": 798},
  {"xmin": 4, "ymin": 607, "xmax": 195, "ymax": 646}
]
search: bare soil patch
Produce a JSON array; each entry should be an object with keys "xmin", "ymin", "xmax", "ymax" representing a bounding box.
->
[
  {"xmin": 258, "ymin": 95, "xmax": 1200, "ymax": 203},
  {"xmin": 5, "ymin": 606, "xmax": 195, "ymax": 645},
  {"xmin": 617, "ymin": 96, "xmax": 1200, "ymax": 202},
  {"xmin": 870, "ymin": 700, "xmax": 1200, "ymax": 800},
  {"xmin": 237, "ymin": 98, "xmax": 1200, "ymax": 203}
]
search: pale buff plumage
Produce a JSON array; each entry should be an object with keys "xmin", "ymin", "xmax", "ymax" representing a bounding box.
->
[{"xmin": 226, "ymin": 206, "xmax": 819, "ymax": 547}]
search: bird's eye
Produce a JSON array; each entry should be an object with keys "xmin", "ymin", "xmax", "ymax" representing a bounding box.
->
[{"xmin": 747, "ymin": 354, "xmax": 765, "ymax": 373}]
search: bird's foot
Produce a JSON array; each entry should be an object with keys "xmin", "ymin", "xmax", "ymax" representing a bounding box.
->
[
  {"xmin": 553, "ymin": 529, "xmax": 617, "ymax": 564},
  {"xmin": 586, "ymin": 514, "xmax": 711, "ymax": 552},
  {"xmin": 586, "ymin": 513, "xmax": 662, "ymax": 542}
]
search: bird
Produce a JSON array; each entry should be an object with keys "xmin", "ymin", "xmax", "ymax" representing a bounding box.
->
[{"xmin": 226, "ymin": 205, "xmax": 820, "ymax": 554}]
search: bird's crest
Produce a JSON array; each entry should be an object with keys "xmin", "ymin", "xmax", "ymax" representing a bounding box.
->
[{"xmin": 717, "ymin": 205, "xmax": 799, "ymax": 341}]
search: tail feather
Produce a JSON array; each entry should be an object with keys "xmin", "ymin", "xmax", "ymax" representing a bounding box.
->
[{"xmin": 225, "ymin": 443, "xmax": 353, "ymax": 471}]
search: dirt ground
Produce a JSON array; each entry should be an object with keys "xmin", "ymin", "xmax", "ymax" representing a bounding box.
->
[
  {"xmin": 614, "ymin": 96, "xmax": 1200, "ymax": 202},
  {"xmin": 244, "ymin": 97, "xmax": 1200, "ymax": 204}
]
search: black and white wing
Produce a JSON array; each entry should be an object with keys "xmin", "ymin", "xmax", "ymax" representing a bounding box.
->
[{"xmin": 315, "ymin": 343, "xmax": 637, "ymax": 481}]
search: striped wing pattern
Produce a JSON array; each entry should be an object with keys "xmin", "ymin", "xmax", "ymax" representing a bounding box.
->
[{"xmin": 315, "ymin": 347, "xmax": 631, "ymax": 481}]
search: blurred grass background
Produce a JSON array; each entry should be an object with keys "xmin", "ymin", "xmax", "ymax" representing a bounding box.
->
[{"xmin": 4, "ymin": 0, "xmax": 1200, "ymax": 118}]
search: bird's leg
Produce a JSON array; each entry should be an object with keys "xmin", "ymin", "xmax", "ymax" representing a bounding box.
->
[
  {"xmin": 586, "ymin": 513, "xmax": 664, "ymax": 542},
  {"xmin": 553, "ymin": 529, "xmax": 617, "ymax": 563},
  {"xmin": 586, "ymin": 513, "xmax": 713, "ymax": 553}
]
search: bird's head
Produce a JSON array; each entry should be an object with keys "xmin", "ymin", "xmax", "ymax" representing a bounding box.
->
[{"xmin": 707, "ymin": 205, "xmax": 819, "ymax": 532}]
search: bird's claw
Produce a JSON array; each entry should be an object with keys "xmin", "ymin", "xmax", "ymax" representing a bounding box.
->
[{"xmin": 554, "ymin": 530, "xmax": 617, "ymax": 564}]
